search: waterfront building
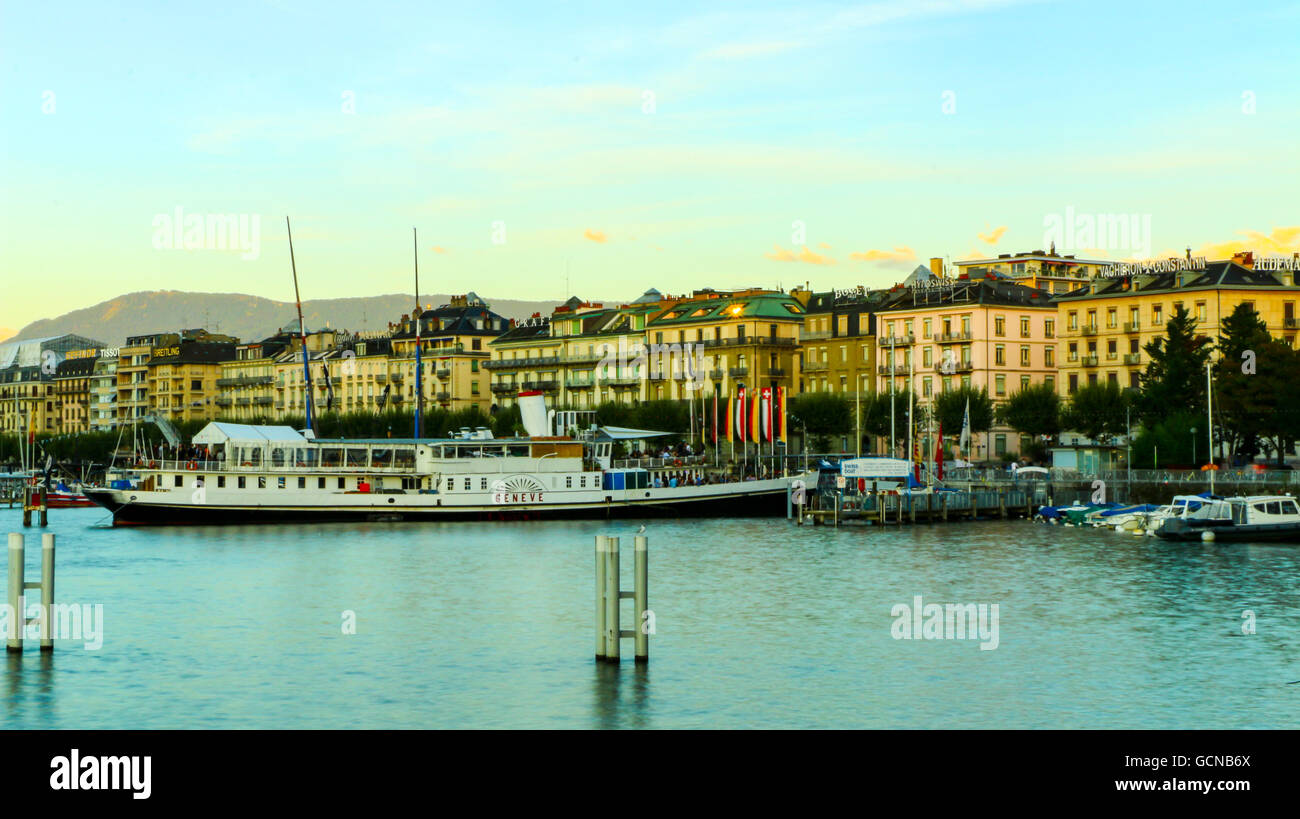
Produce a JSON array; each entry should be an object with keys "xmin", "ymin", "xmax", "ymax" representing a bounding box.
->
[
  {"xmin": 144, "ymin": 331, "xmax": 240, "ymax": 423},
  {"xmin": 954, "ymin": 248, "xmax": 1110, "ymax": 295},
  {"xmin": 0, "ymin": 334, "xmax": 105, "ymax": 438},
  {"xmin": 89, "ymin": 352, "xmax": 119, "ymax": 431},
  {"xmin": 486, "ymin": 311, "xmax": 565, "ymax": 409},
  {"xmin": 644, "ymin": 287, "xmax": 810, "ymax": 400},
  {"xmin": 553, "ymin": 289, "xmax": 684, "ymax": 407},
  {"xmin": 116, "ymin": 333, "xmax": 168, "ymax": 425},
  {"xmin": 53, "ymin": 353, "xmax": 98, "ymax": 433},
  {"xmin": 217, "ymin": 331, "xmax": 295, "ymax": 421},
  {"xmin": 1053, "ymin": 252, "xmax": 1300, "ymax": 395},
  {"xmin": 389, "ymin": 293, "xmax": 509, "ymax": 413},
  {"xmin": 873, "ymin": 274, "xmax": 1057, "ymax": 460},
  {"xmin": 799, "ymin": 286, "xmax": 889, "ymax": 396}
]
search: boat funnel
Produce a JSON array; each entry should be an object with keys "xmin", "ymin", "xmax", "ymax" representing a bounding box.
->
[{"xmin": 518, "ymin": 390, "xmax": 549, "ymax": 437}]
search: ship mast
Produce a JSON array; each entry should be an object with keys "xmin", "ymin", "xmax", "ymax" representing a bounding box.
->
[
  {"xmin": 413, "ymin": 226, "xmax": 423, "ymax": 439},
  {"xmin": 287, "ymin": 216, "xmax": 314, "ymax": 434}
]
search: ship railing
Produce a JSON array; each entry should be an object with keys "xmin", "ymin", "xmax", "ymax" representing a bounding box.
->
[
  {"xmin": 130, "ymin": 459, "xmax": 417, "ymax": 474},
  {"xmin": 613, "ymin": 455, "xmax": 707, "ymax": 470}
]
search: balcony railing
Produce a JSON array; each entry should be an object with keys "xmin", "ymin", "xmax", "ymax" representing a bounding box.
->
[
  {"xmin": 879, "ymin": 364, "xmax": 912, "ymax": 375},
  {"xmin": 1123, "ymin": 353, "xmax": 1141, "ymax": 365},
  {"xmin": 1081, "ymin": 326, "xmax": 1098, "ymax": 336},
  {"xmin": 490, "ymin": 383, "xmax": 516, "ymax": 394},
  {"xmin": 1081, "ymin": 355, "xmax": 1099, "ymax": 367},
  {"xmin": 700, "ymin": 336, "xmax": 796, "ymax": 349},
  {"xmin": 1285, "ymin": 317, "xmax": 1299, "ymax": 330},
  {"xmin": 932, "ymin": 362, "xmax": 972, "ymax": 373},
  {"xmin": 881, "ymin": 334, "xmax": 914, "ymax": 346},
  {"xmin": 1123, "ymin": 322, "xmax": 1141, "ymax": 333},
  {"xmin": 484, "ymin": 356, "xmax": 560, "ymax": 369},
  {"xmin": 936, "ymin": 332, "xmax": 971, "ymax": 344},
  {"xmin": 436, "ymin": 369, "xmax": 451, "ymax": 379},
  {"xmin": 800, "ymin": 329, "xmax": 833, "ymax": 341}
]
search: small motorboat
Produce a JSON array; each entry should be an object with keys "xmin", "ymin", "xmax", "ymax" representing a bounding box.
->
[{"xmin": 1157, "ymin": 495, "xmax": 1300, "ymax": 542}]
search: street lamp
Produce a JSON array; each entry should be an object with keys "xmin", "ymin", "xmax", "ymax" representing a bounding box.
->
[{"xmin": 1191, "ymin": 426, "xmax": 1197, "ymax": 465}]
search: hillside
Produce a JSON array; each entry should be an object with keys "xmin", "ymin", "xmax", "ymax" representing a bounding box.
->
[{"xmin": 9, "ymin": 290, "xmax": 597, "ymax": 347}]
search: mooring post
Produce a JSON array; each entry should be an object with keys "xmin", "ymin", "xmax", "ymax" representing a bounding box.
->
[
  {"xmin": 40, "ymin": 534, "xmax": 54, "ymax": 652},
  {"xmin": 39, "ymin": 487, "xmax": 48, "ymax": 527},
  {"xmin": 604, "ymin": 536, "xmax": 620, "ymax": 663},
  {"xmin": 999, "ymin": 488, "xmax": 1007, "ymax": 520},
  {"xmin": 7, "ymin": 534, "xmax": 22, "ymax": 652},
  {"xmin": 595, "ymin": 535, "xmax": 608, "ymax": 661},
  {"xmin": 941, "ymin": 493, "xmax": 948, "ymax": 522},
  {"xmin": 786, "ymin": 483, "xmax": 792, "ymax": 520},
  {"xmin": 909, "ymin": 493, "xmax": 916, "ymax": 525},
  {"xmin": 971, "ymin": 491, "xmax": 978, "ymax": 520},
  {"xmin": 21, "ymin": 487, "xmax": 31, "ymax": 528},
  {"xmin": 634, "ymin": 535, "xmax": 648, "ymax": 664}
]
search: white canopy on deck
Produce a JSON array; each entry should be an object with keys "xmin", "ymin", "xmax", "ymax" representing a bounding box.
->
[{"xmin": 192, "ymin": 423, "xmax": 306, "ymax": 447}]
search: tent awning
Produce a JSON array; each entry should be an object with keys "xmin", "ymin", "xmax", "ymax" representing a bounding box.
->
[
  {"xmin": 192, "ymin": 422, "xmax": 307, "ymax": 447},
  {"xmin": 596, "ymin": 426, "xmax": 673, "ymax": 441}
]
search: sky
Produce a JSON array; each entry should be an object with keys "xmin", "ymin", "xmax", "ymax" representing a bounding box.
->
[{"xmin": 2, "ymin": 0, "xmax": 1298, "ymax": 339}]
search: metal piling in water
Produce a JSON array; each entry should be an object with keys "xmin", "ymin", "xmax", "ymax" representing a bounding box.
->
[
  {"xmin": 6, "ymin": 532, "xmax": 55, "ymax": 652},
  {"xmin": 596, "ymin": 534, "xmax": 649, "ymax": 665}
]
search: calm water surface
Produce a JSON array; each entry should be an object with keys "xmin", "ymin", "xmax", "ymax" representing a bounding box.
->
[{"xmin": 3, "ymin": 507, "xmax": 1298, "ymax": 729}]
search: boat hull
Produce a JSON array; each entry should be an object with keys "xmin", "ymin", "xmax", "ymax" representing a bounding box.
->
[
  {"xmin": 83, "ymin": 484, "xmax": 795, "ymax": 526},
  {"xmin": 1156, "ymin": 519, "xmax": 1300, "ymax": 542}
]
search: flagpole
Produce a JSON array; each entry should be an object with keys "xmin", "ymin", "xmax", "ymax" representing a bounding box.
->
[{"xmin": 855, "ymin": 378, "xmax": 861, "ymax": 458}]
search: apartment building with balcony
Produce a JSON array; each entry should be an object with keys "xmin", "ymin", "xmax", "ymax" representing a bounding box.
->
[
  {"xmin": 146, "ymin": 334, "xmax": 239, "ymax": 423},
  {"xmin": 954, "ymin": 248, "xmax": 1110, "ymax": 296},
  {"xmin": 218, "ymin": 331, "xmax": 296, "ymax": 420},
  {"xmin": 0, "ymin": 334, "xmax": 105, "ymax": 438},
  {"xmin": 116, "ymin": 333, "xmax": 167, "ymax": 425},
  {"xmin": 644, "ymin": 287, "xmax": 811, "ymax": 401},
  {"xmin": 1053, "ymin": 253, "xmax": 1300, "ymax": 396},
  {"xmin": 389, "ymin": 293, "xmax": 509, "ymax": 414},
  {"xmin": 873, "ymin": 274, "xmax": 1057, "ymax": 459},
  {"xmin": 52, "ymin": 354, "xmax": 97, "ymax": 433},
  {"xmin": 89, "ymin": 353, "xmax": 118, "ymax": 431},
  {"xmin": 798, "ymin": 286, "xmax": 886, "ymax": 395}
]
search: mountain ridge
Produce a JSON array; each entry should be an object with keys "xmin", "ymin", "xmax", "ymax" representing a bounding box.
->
[{"xmin": 9, "ymin": 290, "xmax": 616, "ymax": 348}]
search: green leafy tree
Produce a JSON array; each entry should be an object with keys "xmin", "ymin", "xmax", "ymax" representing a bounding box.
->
[
  {"xmin": 995, "ymin": 383, "xmax": 1061, "ymax": 439},
  {"xmin": 1138, "ymin": 305, "xmax": 1211, "ymax": 428},
  {"xmin": 932, "ymin": 386, "xmax": 993, "ymax": 437},
  {"xmin": 1213, "ymin": 302, "xmax": 1300, "ymax": 464},
  {"xmin": 1062, "ymin": 381, "xmax": 1130, "ymax": 442}
]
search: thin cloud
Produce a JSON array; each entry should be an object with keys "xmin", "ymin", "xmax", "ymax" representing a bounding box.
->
[
  {"xmin": 584, "ymin": 229, "xmax": 608, "ymax": 243},
  {"xmin": 701, "ymin": 41, "xmax": 804, "ymax": 60},
  {"xmin": 1197, "ymin": 226, "xmax": 1300, "ymax": 259},
  {"xmin": 978, "ymin": 225, "xmax": 1007, "ymax": 245},
  {"xmin": 849, "ymin": 246, "xmax": 916, "ymax": 265},
  {"xmin": 765, "ymin": 244, "xmax": 835, "ymax": 265}
]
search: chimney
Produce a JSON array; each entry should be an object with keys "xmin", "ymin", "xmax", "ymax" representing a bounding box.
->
[{"xmin": 929, "ymin": 257, "xmax": 944, "ymax": 278}]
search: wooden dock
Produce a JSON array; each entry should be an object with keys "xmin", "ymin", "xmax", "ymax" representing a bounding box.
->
[{"xmin": 792, "ymin": 488, "xmax": 1038, "ymax": 526}]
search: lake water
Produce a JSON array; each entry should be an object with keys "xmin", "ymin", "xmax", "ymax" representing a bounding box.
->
[{"xmin": 3, "ymin": 506, "xmax": 1298, "ymax": 729}]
